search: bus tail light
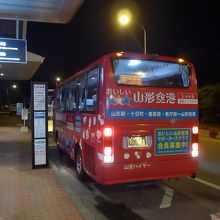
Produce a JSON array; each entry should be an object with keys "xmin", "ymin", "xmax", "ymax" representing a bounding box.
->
[
  {"xmin": 191, "ymin": 143, "xmax": 199, "ymax": 157},
  {"xmin": 104, "ymin": 128, "xmax": 112, "ymax": 137},
  {"xmin": 104, "ymin": 146, "xmax": 112, "ymax": 156},
  {"xmin": 104, "ymin": 146, "xmax": 113, "ymax": 163},
  {"xmin": 103, "ymin": 127, "xmax": 114, "ymax": 163},
  {"xmin": 191, "ymin": 126, "xmax": 199, "ymax": 157},
  {"xmin": 192, "ymin": 126, "xmax": 199, "ymax": 134}
]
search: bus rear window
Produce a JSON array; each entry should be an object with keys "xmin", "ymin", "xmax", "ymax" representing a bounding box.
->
[{"xmin": 111, "ymin": 58, "xmax": 190, "ymax": 88}]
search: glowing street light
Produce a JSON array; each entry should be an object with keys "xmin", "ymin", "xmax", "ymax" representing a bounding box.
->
[
  {"xmin": 117, "ymin": 9, "xmax": 147, "ymax": 54},
  {"xmin": 55, "ymin": 77, "xmax": 61, "ymax": 86},
  {"xmin": 6, "ymin": 83, "xmax": 18, "ymax": 107},
  {"xmin": 7, "ymin": 84, "xmax": 17, "ymax": 95},
  {"xmin": 56, "ymin": 77, "xmax": 61, "ymax": 82},
  {"xmin": 118, "ymin": 9, "xmax": 132, "ymax": 25}
]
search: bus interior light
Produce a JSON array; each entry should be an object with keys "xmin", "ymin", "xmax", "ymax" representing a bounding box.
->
[
  {"xmin": 128, "ymin": 60, "xmax": 141, "ymax": 66},
  {"xmin": 192, "ymin": 143, "xmax": 199, "ymax": 157},
  {"xmin": 104, "ymin": 128, "xmax": 112, "ymax": 137},
  {"xmin": 192, "ymin": 126, "xmax": 199, "ymax": 134}
]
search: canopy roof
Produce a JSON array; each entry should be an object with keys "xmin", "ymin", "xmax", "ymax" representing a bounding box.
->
[{"xmin": 0, "ymin": 0, "xmax": 84, "ymax": 80}]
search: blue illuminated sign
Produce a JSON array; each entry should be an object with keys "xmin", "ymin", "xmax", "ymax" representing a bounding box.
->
[
  {"xmin": 155, "ymin": 128, "xmax": 191, "ymax": 155},
  {"xmin": 106, "ymin": 109, "xmax": 198, "ymax": 119},
  {"xmin": 0, "ymin": 38, "xmax": 27, "ymax": 63}
]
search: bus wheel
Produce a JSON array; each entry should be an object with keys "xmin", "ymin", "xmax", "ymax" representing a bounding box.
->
[{"xmin": 76, "ymin": 149, "xmax": 86, "ymax": 181}]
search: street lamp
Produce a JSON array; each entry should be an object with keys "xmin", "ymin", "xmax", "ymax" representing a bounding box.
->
[
  {"xmin": 55, "ymin": 77, "xmax": 61, "ymax": 86},
  {"xmin": 7, "ymin": 84, "xmax": 17, "ymax": 95},
  {"xmin": 56, "ymin": 77, "xmax": 61, "ymax": 82},
  {"xmin": 118, "ymin": 9, "xmax": 147, "ymax": 54},
  {"xmin": 6, "ymin": 84, "xmax": 17, "ymax": 111}
]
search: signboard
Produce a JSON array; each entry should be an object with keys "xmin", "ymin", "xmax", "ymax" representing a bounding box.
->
[
  {"xmin": 155, "ymin": 128, "xmax": 191, "ymax": 155},
  {"xmin": 0, "ymin": 38, "xmax": 27, "ymax": 63},
  {"xmin": 21, "ymin": 108, "xmax": 28, "ymax": 120},
  {"xmin": 34, "ymin": 112, "xmax": 46, "ymax": 138},
  {"xmin": 33, "ymin": 84, "xmax": 46, "ymax": 110},
  {"xmin": 16, "ymin": 103, "xmax": 23, "ymax": 115},
  {"xmin": 31, "ymin": 82, "xmax": 48, "ymax": 168},
  {"xmin": 34, "ymin": 139, "xmax": 46, "ymax": 165}
]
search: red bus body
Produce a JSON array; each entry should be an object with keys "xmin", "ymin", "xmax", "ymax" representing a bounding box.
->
[{"xmin": 54, "ymin": 52, "xmax": 199, "ymax": 185}]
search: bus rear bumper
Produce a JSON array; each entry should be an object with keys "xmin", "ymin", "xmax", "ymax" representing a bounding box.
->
[{"xmin": 95, "ymin": 158, "xmax": 198, "ymax": 185}]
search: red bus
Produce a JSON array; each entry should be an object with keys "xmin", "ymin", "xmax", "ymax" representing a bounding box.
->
[{"xmin": 54, "ymin": 52, "xmax": 199, "ymax": 185}]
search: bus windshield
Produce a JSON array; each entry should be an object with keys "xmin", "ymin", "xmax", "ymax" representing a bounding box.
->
[{"xmin": 112, "ymin": 58, "xmax": 190, "ymax": 88}]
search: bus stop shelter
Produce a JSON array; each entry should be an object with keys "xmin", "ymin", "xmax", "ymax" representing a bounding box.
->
[{"xmin": 0, "ymin": 0, "xmax": 84, "ymax": 80}]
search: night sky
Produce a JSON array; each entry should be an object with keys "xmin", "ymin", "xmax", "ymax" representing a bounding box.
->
[{"xmin": 26, "ymin": 0, "xmax": 219, "ymax": 88}]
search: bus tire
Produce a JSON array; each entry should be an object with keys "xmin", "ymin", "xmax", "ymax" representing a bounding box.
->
[{"xmin": 76, "ymin": 149, "xmax": 86, "ymax": 181}]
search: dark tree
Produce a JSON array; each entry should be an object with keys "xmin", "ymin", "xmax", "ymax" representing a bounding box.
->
[{"xmin": 199, "ymin": 83, "xmax": 220, "ymax": 124}]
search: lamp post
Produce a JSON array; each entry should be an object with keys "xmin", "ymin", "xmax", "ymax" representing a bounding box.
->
[
  {"xmin": 6, "ymin": 84, "xmax": 17, "ymax": 96},
  {"xmin": 118, "ymin": 9, "xmax": 147, "ymax": 54},
  {"xmin": 6, "ymin": 84, "xmax": 17, "ymax": 111}
]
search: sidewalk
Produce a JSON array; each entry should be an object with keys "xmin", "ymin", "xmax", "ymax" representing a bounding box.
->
[{"xmin": 0, "ymin": 126, "xmax": 84, "ymax": 220}]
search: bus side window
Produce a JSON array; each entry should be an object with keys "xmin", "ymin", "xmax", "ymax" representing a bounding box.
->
[
  {"xmin": 75, "ymin": 78, "xmax": 80, "ymax": 110},
  {"xmin": 68, "ymin": 80, "xmax": 78, "ymax": 112},
  {"xmin": 64, "ymin": 84, "xmax": 70, "ymax": 111},
  {"xmin": 85, "ymin": 67, "xmax": 99, "ymax": 113},
  {"xmin": 55, "ymin": 89, "xmax": 60, "ymax": 111},
  {"xmin": 78, "ymin": 74, "xmax": 87, "ymax": 111},
  {"xmin": 56, "ymin": 86, "xmax": 65, "ymax": 112}
]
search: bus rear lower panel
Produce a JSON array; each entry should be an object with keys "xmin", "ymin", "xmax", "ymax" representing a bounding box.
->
[{"xmin": 95, "ymin": 158, "xmax": 198, "ymax": 185}]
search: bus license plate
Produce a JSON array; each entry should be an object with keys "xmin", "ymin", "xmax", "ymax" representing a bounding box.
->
[{"xmin": 127, "ymin": 136, "xmax": 147, "ymax": 148}]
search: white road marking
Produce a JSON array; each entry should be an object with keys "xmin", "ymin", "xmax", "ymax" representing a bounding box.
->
[
  {"xmin": 210, "ymin": 213, "xmax": 220, "ymax": 220},
  {"xmin": 159, "ymin": 185, "xmax": 174, "ymax": 208},
  {"xmin": 194, "ymin": 178, "xmax": 220, "ymax": 191}
]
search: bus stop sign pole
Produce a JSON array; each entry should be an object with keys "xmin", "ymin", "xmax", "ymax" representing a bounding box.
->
[{"xmin": 31, "ymin": 81, "xmax": 49, "ymax": 169}]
